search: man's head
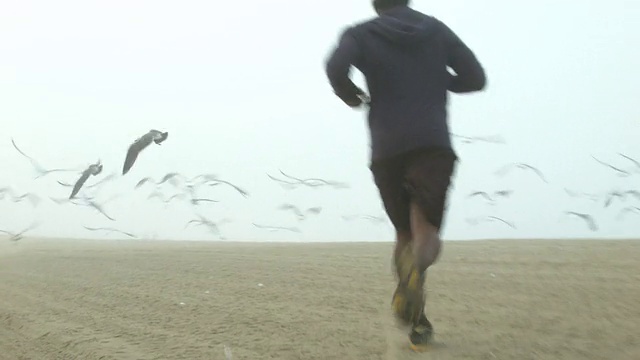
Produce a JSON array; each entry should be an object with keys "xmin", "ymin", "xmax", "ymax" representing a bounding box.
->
[{"xmin": 373, "ymin": 0, "xmax": 409, "ymax": 14}]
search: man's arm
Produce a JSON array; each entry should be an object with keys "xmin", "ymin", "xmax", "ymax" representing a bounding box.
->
[
  {"xmin": 325, "ymin": 28, "xmax": 366, "ymax": 107},
  {"xmin": 441, "ymin": 23, "xmax": 487, "ymax": 93}
]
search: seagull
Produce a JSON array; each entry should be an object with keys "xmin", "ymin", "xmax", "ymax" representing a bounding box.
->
[
  {"xmin": 1, "ymin": 189, "xmax": 41, "ymax": 207},
  {"xmin": 0, "ymin": 221, "xmax": 40, "ymax": 242},
  {"xmin": 190, "ymin": 198, "xmax": 219, "ymax": 205},
  {"xmin": 200, "ymin": 177, "xmax": 249, "ymax": 197},
  {"xmin": 564, "ymin": 188, "xmax": 600, "ymax": 202},
  {"xmin": 147, "ymin": 191, "xmax": 187, "ymax": 204},
  {"xmin": 122, "ymin": 129, "xmax": 169, "ymax": 175},
  {"xmin": 268, "ymin": 170, "xmax": 349, "ymax": 189},
  {"xmin": 185, "ymin": 215, "xmax": 231, "ymax": 238},
  {"xmin": 494, "ymin": 163, "xmax": 548, "ymax": 183},
  {"xmin": 466, "ymin": 215, "xmax": 516, "ymax": 229},
  {"xmin": 58, "ymin": 171, "xmax": 117, "ymax": 191},
  {"xmin": 591, "ymin": 155, "xmax": 631, "ymax": 177},
  {"xmin": 11, "ymin": 138, "xmax": 79, "ymax": 179},
  {"xmin": 135, "ymin": 172, "xmax": 185, "ymax": 189},
  {"xmin": 70, "ymin": 196, "xmax": 116, "ymax": 221},
  {"xmin": 277, "ymin": 204, "xmax": 323, "ymax": 220},
  {"xmin": 565, "ymin": 211, "xmax": 598, "ymax": 231},
  {"xmin": 618, "ymin": 153, "xmax": 640, "ymax": 173},
  {"xmin": 616, "ymin": 206, "xmax": 640, "ymax": 220},
  {"xmin": 603, "ymin": 190, "xmax": 640, "ymax": 207},
  {"xmin": 450, "ymin": 133, "xmax": 506, "ymax": 145},
  {"xmin": 69, "ymin": 160, "xmax": 103, "ymax": 199},
  {"xmin": 467, "ymin": 190, "xmax": 513, "ymax": 204},
  {"xmin": 83, "ymin": 226, "xmax": 136, "ymax": 238},
  {"xmin": 341, "ymin": 214, "xmax": 386, "ymax": 223},
  {"xmin": 252, "ymin": 223, "xmax": 301, "ymax": 233}
]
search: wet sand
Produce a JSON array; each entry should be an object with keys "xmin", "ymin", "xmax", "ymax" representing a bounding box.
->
[{"xmin": 1, "ymin": 238, "xmax": 639, "ymax": 360}]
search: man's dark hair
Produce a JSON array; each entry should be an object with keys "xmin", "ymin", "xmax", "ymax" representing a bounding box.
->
[{"xmin": 373, "ymin": 0, "xmax": 410, "ymax": 12}]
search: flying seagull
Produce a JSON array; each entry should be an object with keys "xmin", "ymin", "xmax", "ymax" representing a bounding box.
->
[
  {"xmin": 564, "ymin": 188, "xmax": 600, "ymax": 202},
  {"xmin": 1, "ymin": 188, "xmax": 41, "ymax": 207},
  {"xmin": 466, "ymin": 215, "xmax": 516, "ymax": 229},
  {"xmin": 185, "ymin": 215, "xmax": 231, "ymax": 239},
  {"xmin": 201, "ymin": 177, "xmax": 249, "ymax": 197},
  {"xmin": 252, "ymin": 223, "xmax": 301, "ymax": 233},
  {"xmin": 70, "ymin": 196, "xmax": 116, "ymax": 221},
  {"xmin": 267, "ymin": 170, "xmax": 349, "ymax": 189},
  {"xmin": 565, "ymin": 211, "xmax": 598, "ymax": 231},
  {"xmin": 83, "ymin": 226, "xmax": 136, "ymax": 238},
  {"xmin": 0, "ymin": 221, "xmax": 40, "ymax": 242},
  {"xmin": 135, "ymin": 172, "xmax": 185, "ymax": 189},
  {"xmin": 618, "ymin": 153, "xmax": 640, "ymax": 173},
  {"xmin": 11, "ymin": 138, "xmax": 78, "ymax": 179},
  {"xmin": 341, "ymin": 214, "xmax": 386, "ymax": 223},
  {"xmin": 616, "ymin": 206, "xmax": 640, "ymax": 221},
  {"xmin": 277, "ymin": 204, "xmax": 323, "ymax": 220},
  {"xmin": 58, "ymin": 171, "xmax": 117, "ymax": 191},
  {"xmin": 69, "ymin": 160, "xmax": 103, "ymax": 199},
  {"xmin": 603, "ymin": 190, "xmax": 640, "ymax": 207},
  {"xmin": 494, "ymin": 163, "xmax": 548, "ymax": 183},
  {"xmin": 122, "ymin": 129, "xmax": 169, "ymax": 175},
  {"xmin": 467, "ymin": 190, "xmax": 513, "ymax": 204},
  {"xmin": 450, "ymin": 133, "xmax": 506, "ymax": 145},
  {"xmin": 591, "ymin": 155, "xmax": 631, "ymax": 177}
]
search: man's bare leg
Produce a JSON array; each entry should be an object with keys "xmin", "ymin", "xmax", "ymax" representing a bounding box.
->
[
  {"xmin": 406, "ymin": 201, "xmax": 442, "ymax": 351},
  {"xmin": 410, "ymin": 201, "xmax": 442, "ymax": 272},
  {"xmin": 393, "ymin": 230, "xmax": 412, "ymax": 278}
]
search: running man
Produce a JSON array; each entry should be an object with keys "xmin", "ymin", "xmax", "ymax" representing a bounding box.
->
[{"xmin": 324, "ymin": 0, "xmax": 486, "ymax": 351}]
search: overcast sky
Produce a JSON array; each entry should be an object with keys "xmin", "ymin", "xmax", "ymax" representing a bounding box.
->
[{"xmin": 1, "ymin": 0, "xmax": 639, "ymax": 242}]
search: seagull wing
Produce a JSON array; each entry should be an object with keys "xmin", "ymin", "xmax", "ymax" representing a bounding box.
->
[
  {"xmin": 70, "ymin": 170, "xmax": 91, "ymax": 199},
  {"xmin": 123, "ymin": 134, "xmax": 153, "ymax": 175}
]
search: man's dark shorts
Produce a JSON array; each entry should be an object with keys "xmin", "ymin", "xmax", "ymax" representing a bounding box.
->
[{"xmin": 370, "ymin": 147, "xmax": 457, "ymax": 231}]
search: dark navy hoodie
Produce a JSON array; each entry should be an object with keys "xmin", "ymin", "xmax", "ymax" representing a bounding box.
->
[{"xmin": 325, "ymin": 5, "xmax": 486, "ymax": 162}]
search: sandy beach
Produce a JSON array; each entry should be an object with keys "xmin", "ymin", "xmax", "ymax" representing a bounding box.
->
[{"xmin": 1, "ymin": 238, "xmax": 639, "ymax": 360}]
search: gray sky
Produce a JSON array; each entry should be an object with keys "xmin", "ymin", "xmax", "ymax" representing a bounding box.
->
[{"xmin": 2, "ymin": 0, "xmax": 639, "ymax": 242}]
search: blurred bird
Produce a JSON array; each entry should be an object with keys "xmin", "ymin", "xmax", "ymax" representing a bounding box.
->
[{"xmin": 122, "ymin": 129, "xmax": 169, "ymax": 175}]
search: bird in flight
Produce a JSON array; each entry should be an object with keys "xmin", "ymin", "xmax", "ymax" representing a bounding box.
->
[
  {"xmin": 450, "ymin": 133, "xmax": 506, "ymax": 145},
  {"xmin": 618, "ymin": 153, "xmax": 640, "ymax": 173},
  {"xmin": 0, "ymin": 221, "xmax": 40, "ymax": 242},
  {"xmin": 603, "ymin": 190, "xmax": 640, "ymax": 207},
  {"xmin": 466, "ymin": 215, "xmax": 516, "ymax": 229},
  {"xmin": 185, "ymin": 215, "xmax": 231, "ymax": 239},
  {"xmin": 341, "ymin": 214, "xmax": 386, "ymax": 223},
  {"xmin": 135, "ymin": 172, "xmax": 185, "ymax": 189},
  {"xmin": 277, "ymin": 203, "xmax": 323, "ymax": 221},
  {"xmin": 467, "ymin": 190, "xmax": 513, "ymax": 204},
  {"xmin": 252, "ymin": 223, "xmax": 301, "ymax": 233},
  {"xmin": 267, "ymin": 170, "xmax": 349, "ymax": 189},
  {"xmin": 199, "ymin": 176, "xmax": 250, "ymax": 197},
  {"xmin": 0, "ymin": 187, "xmax": 41, "ymax": 207},
  {"xmin": 83, "ymin": 226, "xmax": 136, "ymax": 238},
  {"xmin": 564, "ymin": 211, "xmax": 598, "ymax": 231},
  {"xmin": 494, "ymin": 162, "xmax": 548, "ymax": 183},
  {"xmin": 69, "ymin": 196, "xmax": 116, "ymax": 221},
  {"xmin": 11, "ymin": 138, "xmax": 78, "ymax": 179},
  {"xmin": 591, "ymin": 155, "xmax": 632, "ymax": 177},
  {"xmin": 69, "ymin": 160, "xmax": 103, "ymax": 199},
  {"xmin": 616, "ymin": 206, "xmax": 640, "ymax": 221},
  {"xmin": 122, "ymin": 129, "xmax": 169, "ymax": 175},
  {"xmin": 564, "ymin": 188, "xmax": 600, "ymax": 202}
]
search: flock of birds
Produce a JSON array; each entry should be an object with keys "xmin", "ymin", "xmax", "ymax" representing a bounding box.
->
[
  {"xmin": 2, "ymin": 130, "xmax": 639, "ymax": 241},
  {"xmin": 454, "ymin": 134, "xmax": 640, "ymax": 232},
  {"xmin": 1, "ymin": 130, "xmax": 386, "ymax": 241}
]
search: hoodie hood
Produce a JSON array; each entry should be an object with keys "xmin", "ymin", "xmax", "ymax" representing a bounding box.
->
[{"xmin": 369, "ymin": 6, "xmax": 438, "ymax": 45}]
